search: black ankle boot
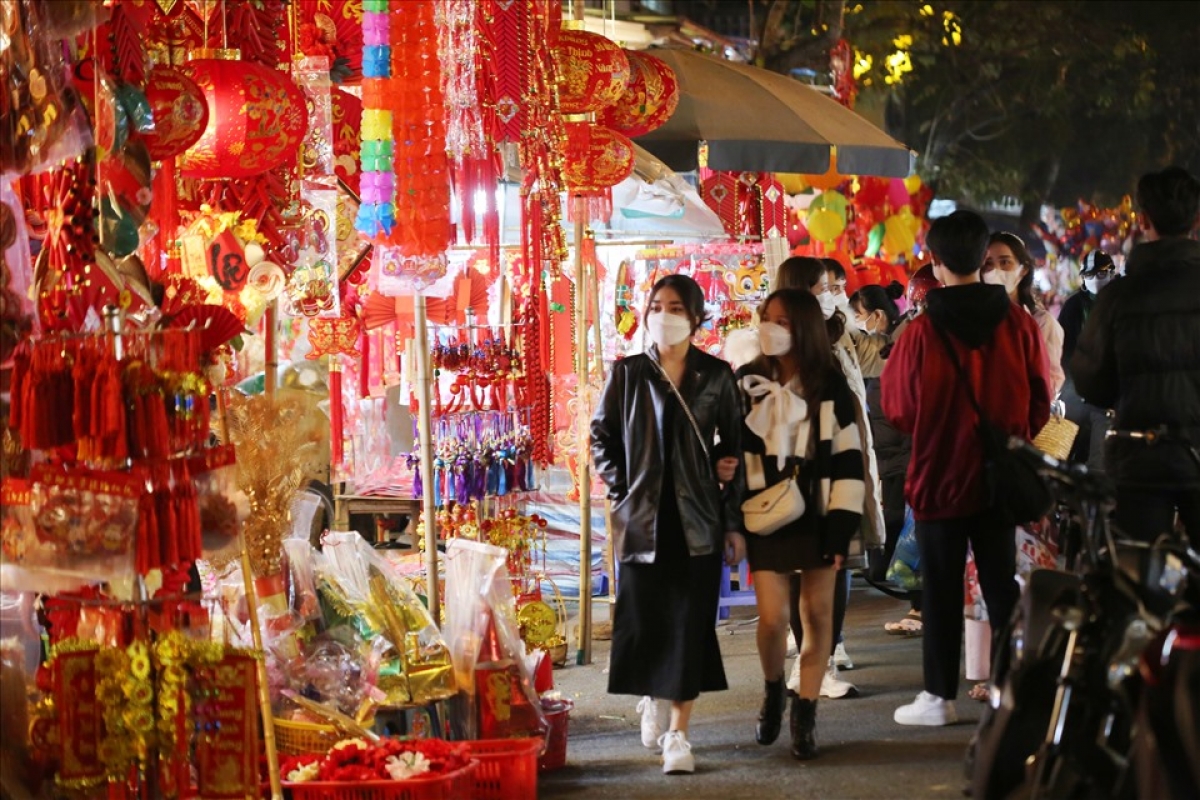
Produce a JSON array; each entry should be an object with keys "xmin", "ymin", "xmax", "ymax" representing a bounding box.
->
[
  {"xmin": 790, "ymin": 697, "xmax": 819, "ymax": 759},
  {"xmin": 755, "ymin": 678, "xmax": 786, "ymax": 745}
]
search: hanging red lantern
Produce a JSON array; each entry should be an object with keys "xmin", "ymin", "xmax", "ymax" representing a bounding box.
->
[
  {"xmin": 553, "ymin": 29, "xmax": 631, "ymax": 115},
  {"xmin": 595, "ymin": 51, "xmax": 679, "ymax": 138},
  {"xmin": 562, "ymin": 122, "xmax": 635, "ymax": 194},
  {"xmin": 140, "ymin": 66, "xmax": 209, "ymax": 161},
  {"xmin": 179, "ymin": 53, "xmax": 308, "ymax": 179}
]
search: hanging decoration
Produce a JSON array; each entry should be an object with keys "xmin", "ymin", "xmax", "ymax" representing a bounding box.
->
[
  {"xmin": 140, "ymin": 66, "xmax": 209, "ymax": 161},
  {"xmin": 701, "ymin": 171, "xmax": 787, "ymax": 240},
  {"xmin": 552, "ymin": 29, "xmax": 630, "ymax": 115},
  {"xmin": 594, "ymin": 50, "xmax": 679, "ymax": 138},
  {"xmin": 562, "ymin": 122, "xmax": 635, "ymax": 223},
  {"xmin": 356, "ymin": 0, "xmax": 395, "ymax": 237},
  {"xmin": 179, "ymin": 54, "xmax": 308, "ymax": 180}
]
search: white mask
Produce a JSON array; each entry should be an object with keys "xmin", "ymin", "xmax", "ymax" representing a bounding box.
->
[
  {"xmin": 1084, "ymin": 274, "xmax": 1114, "ymax": 295},
  {"xmin": 817, "ymin": 291, "xmax": 838, "ymax": 319},
  {"xmin": 834, "ymin": 292, "xmax": 852, "ymax": 313},
  {"xmin": 647, "ymin": 311, "xmax": 693, "ymax": 347},
  {"xmin": 983, "ymin": 269, "xmax": 1021, "ymax": 294},
  {"xmin": 758, "ymin": 322, "xmax": 792, "ymax": 356}
]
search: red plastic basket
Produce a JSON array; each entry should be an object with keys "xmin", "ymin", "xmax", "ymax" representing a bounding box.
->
[
  {"xmin": 464, "ymin": 738, "xmax": 541, "ymax": 800},
  {"xmin": 283, "ymin": 762, "xmax": 476, "ymax": 800}
]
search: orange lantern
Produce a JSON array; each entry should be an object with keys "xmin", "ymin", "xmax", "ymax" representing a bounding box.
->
[
  {"xmin": 141, "ymin": 66, "xmax": 209, "ymax": 161},
  {"xmin": 562, "ymin": 122, "xmax": 635, "ymax": 194},
  {"xmin": 179, "ymin": 54, "xmax": 308, "ymax": 179},
  {"xmin": 803, "ymin": 150, "xmax": 845, "ymax": 192},
  {"xmin": 595, "ymin": 51, "xmax": 679, "ymax": 138},
  {"xmin": 554, "ymin": 29, "xmax": 631, "ymax": 115}
]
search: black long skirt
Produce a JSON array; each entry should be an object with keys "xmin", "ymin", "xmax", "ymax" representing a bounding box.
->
[{"xmin": 607, "ymin": 465, "xmax": 727, "ymax": 702}]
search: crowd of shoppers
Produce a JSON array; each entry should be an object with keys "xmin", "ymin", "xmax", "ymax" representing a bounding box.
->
[{"xmin": 591, "ymin": 165, "xmax": 1200, "ymax": 773}]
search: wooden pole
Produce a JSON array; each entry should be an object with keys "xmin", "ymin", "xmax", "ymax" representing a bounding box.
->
[
  {"xmin": 414, "ymin": 295, "xmax": 440, "ymax": 621},
  {"xmin": 264, "ymin": 300, "xmax": 278, "ymax": 398},
  {"xmin": 240, "ymin": 541, "xmax": 282, "ymax": 800},
  {"xmin": 574, "ymin": 201, "xmax": 593, "ymax": 665}
]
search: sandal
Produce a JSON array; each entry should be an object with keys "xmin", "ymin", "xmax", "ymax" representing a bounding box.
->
[
  {"xmin": 968, "ymin": 682, "xmax": 990, "ymax": 702},
  {"xmin": 884, "ymin": 610, "xmax": 923, "ymax": 636}
]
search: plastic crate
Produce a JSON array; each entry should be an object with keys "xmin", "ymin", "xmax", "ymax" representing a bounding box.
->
[
  {"xmin": 283, "ymin": 761, "xmax": 476, "ymax": 800},
  {"xmin": 464, "ymin": 738, "xmax": 541, "ymax": 800}
]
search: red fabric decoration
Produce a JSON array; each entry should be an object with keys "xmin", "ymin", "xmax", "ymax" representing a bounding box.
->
[
  {"xmin": 179, "ymin": 58, "xmax": 308, "ymax": 179},
  {"xmin": 553, "ymin": 29, "xmax": 630, "ymax": 115},
  {"xmin": 595, "ymin": 50, "xmax": 679, "ymax": 137},
  {"xmin": 563, "ymin": 123, "xmax": 635, "ymax": 194}
]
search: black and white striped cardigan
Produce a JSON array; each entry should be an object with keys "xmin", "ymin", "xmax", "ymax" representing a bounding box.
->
[{"xmin": 736, "ymin": 366, "xmax": 866, "ymax": 558}]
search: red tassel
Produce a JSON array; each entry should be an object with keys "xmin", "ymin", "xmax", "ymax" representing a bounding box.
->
[{"xmin": 329, "ymin": 368, "xmax": 344, "ymax": 468}]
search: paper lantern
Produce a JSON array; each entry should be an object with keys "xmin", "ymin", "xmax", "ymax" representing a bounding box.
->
[
  {"xmin": 595, "ymin": 51, "xmax": 678, "ymax": 138},
  {"xmin": 883, "ymin": 212, "xmax": 917, "ymax": 257},
  {"xmin": 554, "ymin": 29, "xmax": 630, "ymax": 115},
  {"xmin": 806, "ymin": 208, "xmax": 845, "ymax": 243},
  {"xmin": 777, "ymin": 173, "xmax": 809, "ymax": 195},
  {"xmin": 179, "ymin": 55, "xmax": 308, "ymax": 179},
  {"xmin": 562, "ymin": 123, "xmax": 635, "ymax": 194},
  {"xmin": 141, "ymin": 67, "xmax": 209, "ymax": 161}
]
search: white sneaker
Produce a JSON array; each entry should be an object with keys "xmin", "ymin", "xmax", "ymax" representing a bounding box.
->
[
  {"xmin": 894, "ymin": 691, "xmax": 958, "ymax": 726},
  {"xmin": 658, "ymin": 730, "xmax": 695, "ymax": 774},
  {"xmin": 819, "ymin": 658, "xmax": 859, "ymax": 699},
  {"xmin": 786, "ymin": 655, "xmax": 801, "ymax": 694},
  {"xmin": 637, "ymin": 696, "xmax": 671, "ymax": 749},
  {"xmin": 833, "ymin": 641, "xmax": 854, "ymax": 670}
]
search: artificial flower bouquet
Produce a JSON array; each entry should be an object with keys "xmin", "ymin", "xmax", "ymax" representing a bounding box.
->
[{"xmin": 279, "ymin": 737, "xmax": 472, "ymax": 784}]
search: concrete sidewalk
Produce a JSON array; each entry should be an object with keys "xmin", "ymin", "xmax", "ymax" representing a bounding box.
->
[{"xmin": 540, "ymin": 581, "xmax": 979, "ymax": 800}]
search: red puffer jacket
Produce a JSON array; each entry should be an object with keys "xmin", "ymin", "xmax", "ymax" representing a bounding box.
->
[{"xmin": 882, "ymin": 284, "xmax": 1052, "ymax": 521}]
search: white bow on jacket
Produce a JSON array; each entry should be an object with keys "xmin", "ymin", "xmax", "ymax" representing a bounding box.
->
[{"xmin": 740, "ymin": 374, "xmax": 809, "ymax": 470}]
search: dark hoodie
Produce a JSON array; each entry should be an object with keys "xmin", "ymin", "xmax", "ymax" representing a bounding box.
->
[{"xmin": 881, "ymin": 283, "xmax": 1052, "ymax": 521}]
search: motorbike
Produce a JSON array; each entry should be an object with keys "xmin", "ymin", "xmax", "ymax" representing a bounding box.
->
[{"xmin": 967, "ymin": 432, "xmax": 1200, "ymax": 800}]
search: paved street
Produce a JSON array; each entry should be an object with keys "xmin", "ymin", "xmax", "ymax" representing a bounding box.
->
[{"xmin": 541, "ymin": 581, "xmax": 979, "ymax": 799}]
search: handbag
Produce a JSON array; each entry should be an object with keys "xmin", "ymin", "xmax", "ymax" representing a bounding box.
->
[
  {"xmin": 739, "ymin": 386, "xmax": 808, "ymax": 537},
  {"xmin": 1032, "ymin": 400, "xmax": 1080, "ymax": 461},
  {"xmin": 933, "ymin": 325, "xmax": 1054, "ymax": 525}
]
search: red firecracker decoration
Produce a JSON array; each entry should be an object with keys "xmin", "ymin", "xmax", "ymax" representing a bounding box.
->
[
  {"xmin": 179, "ymin": 56, "xmax": 308, "ymax": 179},
  {"xmin": 553, "ymin": 29, "xmax": 630, "ymax": 115},
  {"xmin": 141, "ymin": 66, "xmax": 210, "ymax": 161},
  {"xmin": 595, "ymin": 50, "xmax": 679, "ymax": 138}
]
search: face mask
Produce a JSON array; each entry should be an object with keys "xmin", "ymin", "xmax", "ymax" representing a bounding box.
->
[
  {"xmin": 1084, "ymin": 274, "xmax": 1114, "ymax": 295},
  {"xmin": 856, "ymin": 313, "xmax": 878, "ymax": 335},
  {"xmin": 983, "ymin": 270, "xmax": 1021, "ymax": 294},
  {"xmin": 834, "ymin": 292, "xmax": 852, "ymax": 313},
  {"xmin": 844, "ymin": 312, "xmax": 865, "ymax": 333},
  {"xmin": 817, "ymin": 291, "xmax": 838, "ymax": 319},
  {"xmin": 758, "ymin": 322, "xmax": 792, "ymax": 356},
  {"xmin": 647, "ymin": 311, "xmax": 693, "ymax": 347}
]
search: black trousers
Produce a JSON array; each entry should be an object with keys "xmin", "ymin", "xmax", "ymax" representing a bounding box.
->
[
  {"xmin": 1115, "ymin": 486, "xmax": 1200, "ymax": 542},
  {"xmin": 916, "ymin": 512, "xmax": 1018, "ymax": 700},
  {"xmin": 789, "ymin": 567, "xmax": 849, "ymax": 657}
]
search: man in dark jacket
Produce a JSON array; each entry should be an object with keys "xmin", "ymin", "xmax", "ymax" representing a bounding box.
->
[
  {"xmin": 882, "ymin": 210, "xmax": 1052, "ymax": 726},
  {"xmin": 1071, "ymin": 166, "xmax": 1200, "ymax": 541},
  {"xmin": 1058, "ymin": 250, "xmax": 1118, "ymax": 473}
]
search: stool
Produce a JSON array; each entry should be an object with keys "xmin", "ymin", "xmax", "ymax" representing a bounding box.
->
[{"xmin": 717, "ymin": 560, "xmax": 756, "ymax": 620}]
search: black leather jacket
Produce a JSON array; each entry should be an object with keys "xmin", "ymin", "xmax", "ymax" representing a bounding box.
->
[{"xmin": 590, "ymin": 346, "xmax": 743, "ymax": 563}]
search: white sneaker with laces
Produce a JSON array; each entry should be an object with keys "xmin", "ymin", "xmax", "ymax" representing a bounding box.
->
[
  {"xmin": 637, "ymin": 696, "xmax": 671, "ymax": 749},
  {"xmin": 894, "ymin": 690, "xmax": 958, "ymax": 726},
  {"xmin": 819, "ymin": 657, "xmax": 859, "ymax": 699},
  {"xmin": 659, "ymin": 730, "xmax": 695, "ymax": 774},
  {"xmin": 833, "ymin": 641, "xmax": 854, "ymax": 670}
]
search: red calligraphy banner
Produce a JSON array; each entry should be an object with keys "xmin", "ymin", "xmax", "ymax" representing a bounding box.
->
[
  {"xmin": 196, "ymin": 653, "xmax": 260, "ymax": 799},
  {"xmin": 55, "ymin": 645, "xmax": 102, "ymax": 788}
]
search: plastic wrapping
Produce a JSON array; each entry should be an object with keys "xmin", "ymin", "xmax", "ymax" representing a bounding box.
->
[
  {"xmin": 283, "ymin": 538, "xmax": 322, "ymax": 622},
  {"xmin": 444, "ymin": 538, "xmax": 546, "ymax": 740},
  {"xmin": 192, "ymin": 445, "xmax": 248, "ymax": 553},
  {"xmin": 315, "ymin": 532, "xmax": 455, "ymax": 709}
]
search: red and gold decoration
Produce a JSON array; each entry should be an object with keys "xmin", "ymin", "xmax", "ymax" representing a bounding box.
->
[
  {"xmin": 553, "ymin": 29, "xmax": 630, "ymax": 115},
  {"xmin": 702, "ymin": 171, "xmax": 788, "ymax": 240},
  {"xmin": 595, "ymin": 50, "xmax": 679, "ymax": 138},
  {"xmin": 562, "ymin": 122, "xmax": 635, "ymax": 221},
  {"xmin": 141, "ymin": 66, "xmax": 209, "ymax": 161},
  {"xmin": 179, "ymin": 54, "xmax": 308, "ymax": 180}
]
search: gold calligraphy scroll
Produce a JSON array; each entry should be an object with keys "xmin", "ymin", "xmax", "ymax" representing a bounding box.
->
[{"xmin": 196, "ymin": 652, "xmax": 260, "ymax": 799}]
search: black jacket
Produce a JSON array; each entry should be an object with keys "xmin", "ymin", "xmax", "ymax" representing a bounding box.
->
[
  {"xmin": 1071, "ymin": 238, "xmax": 1200, "ymax": 489},
  {"xmin": 1057, "ymin": 289, "xmax": 1095, "ymax": 370},
  {"xmin": 590, "ymin": 346, "xmax": 744, "ymax": 563}
]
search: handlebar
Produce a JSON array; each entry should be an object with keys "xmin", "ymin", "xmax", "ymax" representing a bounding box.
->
[{"xmin": 1007, "ymin": 436, "xmax": 1115, "ymax": 501}]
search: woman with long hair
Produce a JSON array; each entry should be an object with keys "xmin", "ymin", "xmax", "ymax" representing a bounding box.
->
[
  {"xmin": 591, "ymin": 274, "xmax": 744, "ymax": 775},
  {"xmin": 738, "ymin": 288, "xmax": 865, "ymax": 759}
]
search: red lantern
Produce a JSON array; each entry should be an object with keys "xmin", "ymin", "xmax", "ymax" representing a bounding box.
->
[
  {"xmin": 554, "ymin": 29, "xmax": 630, "ymax": 115},
  {"xmin": 595, "ymin": 51, "xmax": 679, "ymax": 138},
  {"xmin": 179, "ymin": 55, "xmax": 308, "ymax": 179},
  {"xmin": 562, "ymin": 123, "xmax": 635, "ymax": 194},
  {"xmin": 141, "ymin": 67, "xmax": 209, "ymax": 161}
]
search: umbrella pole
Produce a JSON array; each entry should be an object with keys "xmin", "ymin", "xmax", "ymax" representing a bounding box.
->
[
  {"xmin": 574, "ymin": 200, "xmax": 593, "ymax": 665},
  {"xmin": 415, "ymin": 295, "xmax": 440, "ymax": 622}
]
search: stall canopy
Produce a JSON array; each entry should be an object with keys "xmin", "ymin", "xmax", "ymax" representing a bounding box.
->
[{"xmin": 637, "ymin": 48, "xmax": 914, "ymax": 178}]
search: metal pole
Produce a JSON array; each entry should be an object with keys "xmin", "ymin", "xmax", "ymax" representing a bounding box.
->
[
  {"xmin": 414, "ymin": 295, "xmax": 439, "ymax": 622},
  {"xmin": 574, "ymin": 201, "xmax": 593, "ymax": 665}
]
